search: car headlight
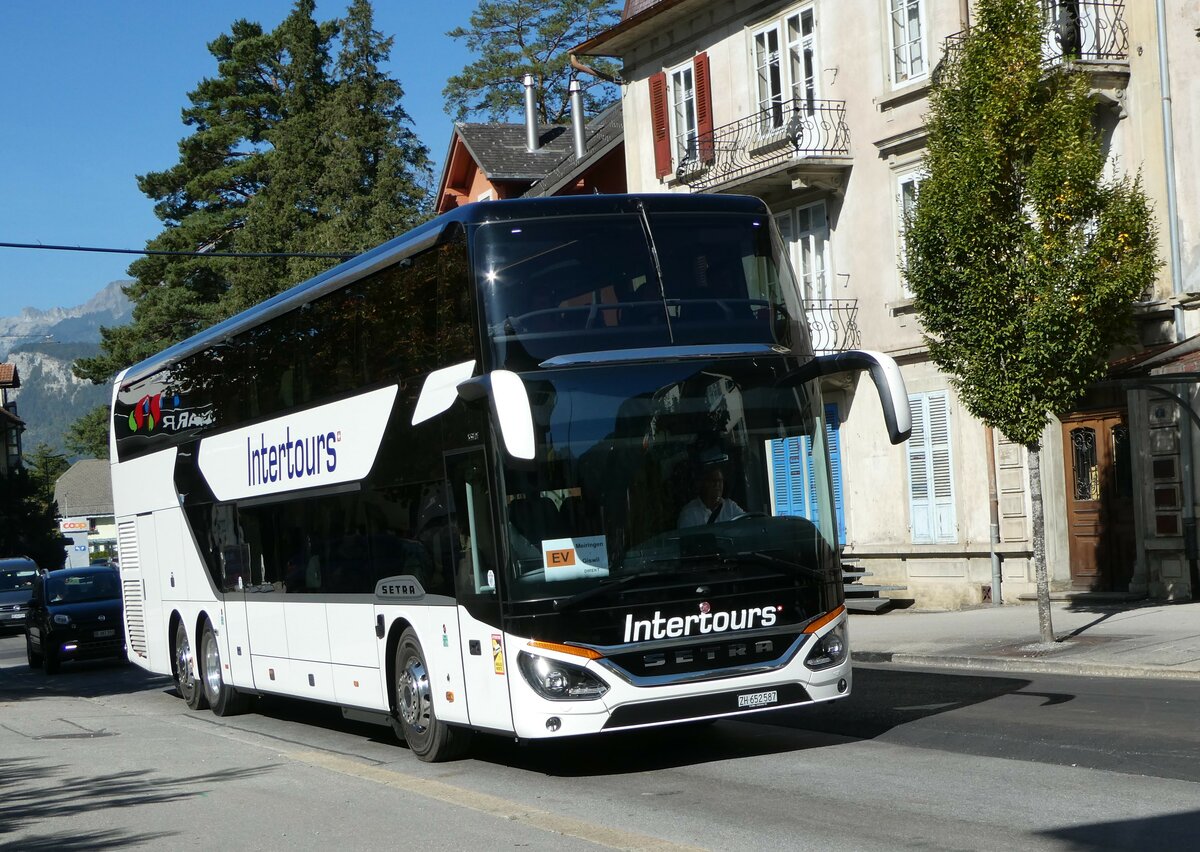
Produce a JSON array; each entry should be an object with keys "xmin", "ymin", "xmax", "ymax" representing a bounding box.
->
[
  {"xmin": 804, "ymin": 622, "xmax": 847, "ymax": 670},
  {"xmin": 52, "ymin": 614, "xmax": 71, "ymax": 625},
  {"xmin": 517, "ymin": 651, "xmax": 609, "ymax": 700}
]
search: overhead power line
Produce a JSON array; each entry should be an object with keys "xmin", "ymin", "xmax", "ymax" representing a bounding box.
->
[{"xmin": 0, "ymin": 241, "xmax": 356, "ymax": 260}]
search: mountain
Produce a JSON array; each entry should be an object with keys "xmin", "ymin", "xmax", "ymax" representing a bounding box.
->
[
  {"xmin": 2, "ymin": 281, "xmax": 133, "ymax": 457},
  {"xmin": 0, "ymin": 280, "xmax": 132, "ymax": 360}
]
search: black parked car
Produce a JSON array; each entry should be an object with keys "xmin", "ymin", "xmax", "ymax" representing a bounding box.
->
[
  {"xmin": 25, "ymin": 566, "xmax": 126, "ymax": 673},
  {"xmin": 0, "ymin": 557, "xmax": 39, "ymax": 634}
]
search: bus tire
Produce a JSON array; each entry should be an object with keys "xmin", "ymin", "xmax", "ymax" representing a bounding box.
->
[
  {"xmin": 174, "ymin": 620, "xmax": 208, "ymax": 711},
  {"xmin": 393, "ymin": 628, "xmax": 471, "ymax": 762},
  {"xmin": 199, "ymin": 619, "xmax": 250, "ymax": 717},
  {"xmin": 26, "ymin": 635, "xmax": 42, "ymax": 668}
]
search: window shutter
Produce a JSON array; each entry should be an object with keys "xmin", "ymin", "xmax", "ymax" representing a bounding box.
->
[
  {"xmin": 927, "ymin": 392, "xmax": 956, "ymax": 542},
  {"xmin": 907, "ymin": 391, "xmax": 956, "ymax": 544},
  {"xmin": 693, "ymin": 52, "xmax": 715, "ymax": 163},
  {"xmin": 907, "ymin": 394, "xmax": 933, "ymax": 543},
  {"xmin": 649, "ymin": 71, "xmax": 671, "ymax": 178},
  {"xmin": 772, "ymin": 436, "xmax": 806, "ymax": 517},
  {"xmin": 825, "ymin": 403, "xmax": 845, "ymax": 545}
]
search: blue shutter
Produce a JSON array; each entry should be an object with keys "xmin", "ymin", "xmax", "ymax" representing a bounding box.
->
[
  {"xmin": 907, "ymin": 391, "xmax": 956, "ymax": 544},
  {"xmin": 825, "ymin": 403, "xmax": 845, "ymax": 545},
  {"xmin": 770, "ymin": 404, "xmax": 845, "ymax": 545}
]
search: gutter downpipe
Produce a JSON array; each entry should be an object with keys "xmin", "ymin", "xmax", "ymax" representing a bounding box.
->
[
  {"xmin": 1154, "ymin": 0, "xmax": 1198, "ymax": 597},
  {"xmin": 985, "ymin": 426, "xmax": 1003, "ymax": 604}
]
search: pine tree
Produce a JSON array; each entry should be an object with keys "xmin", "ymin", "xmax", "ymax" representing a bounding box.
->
[
  {"xmin": 71, "ymin": 1, "xmax": 432, "ymax": 458},
  {"xmin": 444, "ymin": 0, "xmax": 621, "ymax": 124},
  {"xmin": 903, "ymin": 0, "xmax": 1158, "ymax": 640}
]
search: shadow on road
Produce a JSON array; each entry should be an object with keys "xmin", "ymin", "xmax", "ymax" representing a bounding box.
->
[
  {"xmin": 0, "ymin": 756, "xmax": 274, "ymax": 850},
  {"xmin": 1037, "ymin": 807, "xmax": 1200, "ymax": 850}
]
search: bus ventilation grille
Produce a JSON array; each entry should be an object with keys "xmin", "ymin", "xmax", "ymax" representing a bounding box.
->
[{"xmin": 117, "ymin": 520, "xmax": 147, "ymax": 658}]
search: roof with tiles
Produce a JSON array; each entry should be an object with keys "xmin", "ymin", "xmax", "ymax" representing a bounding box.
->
[
  {"xmin": 0, "ymin": 363, "xmax": 19, "ymax": 388},
  {"xmin": 54, "ymin": 459, "xmax": 114, "ymax": 518},
  {"xmin": 455, "ymin": 123, "xmax": 574, "ymax": 182}
]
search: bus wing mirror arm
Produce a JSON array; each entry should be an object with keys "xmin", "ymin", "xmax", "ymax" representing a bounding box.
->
[
  {"xmin": 457, "ymin": 372, "xmax": 537, "ymax": 460},
  {"xmin": 814, "ymin": 350, "xmax": 912, "ymax": 445}
]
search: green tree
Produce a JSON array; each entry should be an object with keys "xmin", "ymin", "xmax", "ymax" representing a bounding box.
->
[
  {"xmin": 444, "ymin": 0, "xmax": 621, "ymax": 124},
  {"xmin": 312, "ymin": 0, "xmax": 432, "ymax": 256},
  {"xmin": 0, "ymin": 469, "xmax": 65, "ymax": 570},
  {"xmin": 24, "ymin": 443, "xmax": 70, "ymax": 509},
  {"xmin": 64, "ymin": 405, "xmax": 111, "ymax": 461},
  {"xmin": 903, "ymin": 0, "xmax": 1158, "ymax": 641},
  {"xmin": 73, "ymin": 0, "xmax": 431, "ymax": 427}
]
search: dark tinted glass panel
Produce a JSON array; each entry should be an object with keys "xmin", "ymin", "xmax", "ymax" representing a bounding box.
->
[{"xmin": 477, "ymin": 212, "xmax": 807, "ymax": 371}]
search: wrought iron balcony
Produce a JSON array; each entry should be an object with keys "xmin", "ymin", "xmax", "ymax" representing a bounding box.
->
[
  {"xmin": 1041, "ymin": 0, "xmax": 1127, "ymax": 64},
  {"xmin": 675, "ymin": 98, "xmax": 850, "ymax": 192},
  {"xmin": 804, "ymin": 299, "xmax": 860, "ymax": 355},
  {"xmin": 941, "ymin": 2, "xmax": 1127, "ymax": 70}
]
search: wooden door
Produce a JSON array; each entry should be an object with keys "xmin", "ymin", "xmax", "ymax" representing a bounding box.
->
[{"xmin": 1062, "ymin": 410, "xmax": 1135, "ymax": 591}]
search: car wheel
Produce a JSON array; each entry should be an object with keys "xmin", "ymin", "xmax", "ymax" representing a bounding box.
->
[
  {"xmin": 199, "ymin": 619, "xmax": 250, "ymax": 717},
  {"xmin": 42, "ymin": 643, "xmax": 60, "ymax": 675},
  {"xmin": 392, "ymin": 628, "xmax": 471, "ymax": 762},
  {"xmin": 26, "ymin": 634, "xmax": 42, "ymax": 669},
  {"xmin": 174, "ymin": 620, "xmax": 208, "ymax": 711}
]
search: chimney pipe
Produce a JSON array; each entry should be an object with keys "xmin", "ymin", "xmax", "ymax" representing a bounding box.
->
[
  {"xmin": 523, "ymin": 74, "xmax": 539, "ymax": 152},
  {"xmin": 569, "ymin": 80, "xmax": 586, "ymax": 160}
]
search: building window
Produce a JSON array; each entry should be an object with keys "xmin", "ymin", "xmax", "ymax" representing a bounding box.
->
[
  {"xmin": 775, "ymin": 200, "xmax": 831, "ymax": 302},
  {"xmin": 649, "ymin": 54, "xmax": 714, "ymax": 180},
  {"xmin": 670, "ymin": 63, "xmax": 698, "ymax": 167},
  {"xmin": 889, "ymin": 0, "xmax": 926, "ymax": 86},
  {"xmin": 907, "ymin": 390, "xmax": 956, "ymax": 543},
  {"xmin": 754, "ymin": 6, "xmax": 817, "ymax": 131},
  {"xmin": 770, "ymin": 403, "xmax": 845, "ymax": 546},
  {"xmin": 896, "ymin": 167, "xmax": 924, "ymax": 294}
]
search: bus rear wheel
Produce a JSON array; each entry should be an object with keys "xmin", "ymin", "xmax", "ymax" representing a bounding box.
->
[
  {"xmin": 393, "ymin": 628, "xmax": 470, "ymax": 762},
  {"xmin": 174, "ymin": 620, "xmax": 208, "ymax": 711},
  {"xmin": 199, "ymin": 619, "xmax": 251, "ymax": 717}
]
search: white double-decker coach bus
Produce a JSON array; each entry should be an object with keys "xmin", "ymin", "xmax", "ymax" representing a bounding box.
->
[{"xmin": 111, "ymin": 194, "xmax": 910, "ymax": 761}]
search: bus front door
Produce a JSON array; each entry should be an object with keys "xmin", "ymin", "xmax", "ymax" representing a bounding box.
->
[{"xmin": 445, "ymin": 449, "xmax": 515, "ymax": 734}]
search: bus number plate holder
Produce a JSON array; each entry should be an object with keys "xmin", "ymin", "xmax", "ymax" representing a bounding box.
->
[{"xmin": 737, "ymin": 690, "xmax": 778, "ymax": 709}]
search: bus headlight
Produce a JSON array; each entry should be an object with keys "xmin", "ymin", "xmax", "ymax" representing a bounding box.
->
[
  {"xmin": 517, "ymin": 651, "xmax": 609, "ymax": 701},
  {"xmin": 804, "ymin": 622, "xmax": 847, "ymax": 670}
]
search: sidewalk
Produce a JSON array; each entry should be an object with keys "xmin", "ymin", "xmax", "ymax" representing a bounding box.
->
[{"xmin": 849, "ymin": 599, "xmax": 1200, "ymax": 681}]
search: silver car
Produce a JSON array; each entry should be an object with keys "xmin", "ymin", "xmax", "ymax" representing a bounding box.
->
[{"xmin": 0, "ymin": 557, "xmax": 39, "ymax": 633}]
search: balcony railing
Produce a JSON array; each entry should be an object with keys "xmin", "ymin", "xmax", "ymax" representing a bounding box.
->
[
  {"xmin": 804, "ymin": 299, "xmax": 860, "ymax": 354},
  {"xmin": 1041, "ymin": 0, "xmax": 1127, "ymax": 64},
  {"xmin": 676, "ymin": 98, "xmax": 850, "ymax": 192},
  {"xmin": 942, "ymin": 2, "xmax": 1127, "ymax": 70}
]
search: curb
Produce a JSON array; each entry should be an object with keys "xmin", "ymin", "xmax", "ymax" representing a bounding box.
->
[{"xmin": 850, "ymin": 650, "xmax": 1200, "ymax": 682}]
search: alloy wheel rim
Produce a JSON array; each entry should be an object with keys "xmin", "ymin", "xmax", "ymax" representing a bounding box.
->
[
  {"xmin": 398, "ymin": 656, "xmax": 431, "ymax": 733},
  {"xmin": 202, "ymin": 632, "xmax": 222, "ymax": 700}
]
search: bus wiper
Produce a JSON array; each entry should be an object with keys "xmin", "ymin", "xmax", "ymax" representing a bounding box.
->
[
  {"xmin": 553, "ymin": 569, "xmax": 679, "ymax": 613},
  {"xmin": 737, "ymin": 550, "xmax": 829, "ymax": 579}
]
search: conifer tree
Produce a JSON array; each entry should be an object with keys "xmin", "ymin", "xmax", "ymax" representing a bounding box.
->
[
  {"xmin": 444, "ymin": 0, "xmax": 621, "ymax": 124},
  {"xmin": 903, "ymin": 0, "xmax": 1158, "ymax": 640}
]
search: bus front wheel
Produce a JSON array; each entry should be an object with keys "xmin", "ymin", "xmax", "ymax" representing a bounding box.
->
[
  {"xmin": 393, "ymin": 628, "xmax": 470, "ymax": 762},
  {"xmin": 199, "ymin": 620, "xmax": 251, "ymax": 717},
  {"xmin": 174, "ymin": 621, "xmax": 208, "ymax": 711}
]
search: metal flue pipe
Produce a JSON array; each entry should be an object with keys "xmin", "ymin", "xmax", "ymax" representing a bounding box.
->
[
  {"xmin": 524, "ymin": 74, "xmax": 539, "ymax": 152},
  {"xmin": 569, "ymin": 80, "xmax": 586, "ymax": 160}
]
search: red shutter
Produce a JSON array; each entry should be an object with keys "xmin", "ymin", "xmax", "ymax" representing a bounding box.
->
[
  {"xmin": 649, "ymin": 71, "xmax": 671, "ymax": 179},
  {"xmin": 694, "ymin": 52, "xmax": 714, "ymax": 164}
]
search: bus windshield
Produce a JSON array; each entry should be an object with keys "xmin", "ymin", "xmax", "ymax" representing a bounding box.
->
[
  {"xmin": 477, "ymin": 210, "xmax": 809, "ymax": 371},
  {"xmin": 497, "ymin": 361, "xmax": 839, "ymax": 606}
]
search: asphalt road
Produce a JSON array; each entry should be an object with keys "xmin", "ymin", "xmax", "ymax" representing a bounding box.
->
[{"xmin": 2, "ymin": 630, "xmax": 1199, "ymax": 850}]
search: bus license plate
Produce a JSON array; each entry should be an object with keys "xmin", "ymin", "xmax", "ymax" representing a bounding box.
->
[
  {"xmin": 94, "ymin": 629, "xmax": 115, "ymax": 638},
  {"xmin": 737, "ymin": 689, "xmax": 778, "ymax": 709}
]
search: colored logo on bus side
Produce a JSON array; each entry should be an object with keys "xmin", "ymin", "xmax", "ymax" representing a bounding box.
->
[{"xmin": 129, "ymin": 394, "xmax": 170, "ymax": 432}]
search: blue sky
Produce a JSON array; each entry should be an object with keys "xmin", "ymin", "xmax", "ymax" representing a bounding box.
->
[{"xmin": 0, "ymin": 2, "xmax": 473, "ymax": 314}]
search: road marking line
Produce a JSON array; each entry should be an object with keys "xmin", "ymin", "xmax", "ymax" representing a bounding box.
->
[{"xmin": 291, "ymin": 749, "xmax": 706, "ymax": 852}]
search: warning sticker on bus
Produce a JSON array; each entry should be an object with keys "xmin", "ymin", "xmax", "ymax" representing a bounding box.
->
[{"xmin": 541, "ymin": 536, "xmax": 610, "ymax": 582}]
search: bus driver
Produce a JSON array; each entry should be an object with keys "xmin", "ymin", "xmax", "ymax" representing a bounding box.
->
[{"xmin": 677, "ymin": 467, "xmax": 744, "ymax": 527}]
